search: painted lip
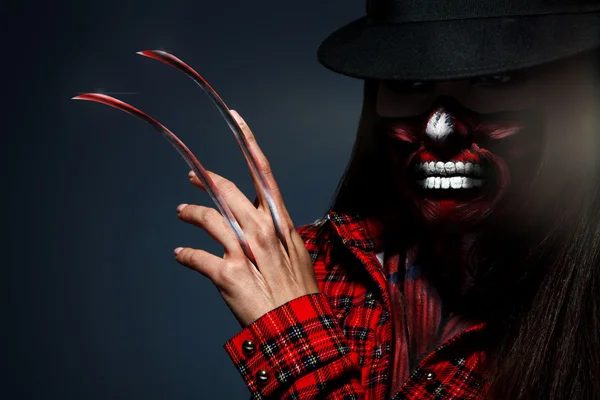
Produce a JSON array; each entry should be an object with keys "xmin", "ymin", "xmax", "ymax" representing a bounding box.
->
[
  {"xmin": 406, "ymin": 150, "xmax": 498, "ymax": 196},
  {"xmin": 416, "ymin": 149, "xmax": 483, "ymax": 164}
]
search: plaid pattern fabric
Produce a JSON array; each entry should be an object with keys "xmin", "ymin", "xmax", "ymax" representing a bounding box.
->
[{"xmin": 224, "ymin": 211, "xmax": 488, "ymax": 399}]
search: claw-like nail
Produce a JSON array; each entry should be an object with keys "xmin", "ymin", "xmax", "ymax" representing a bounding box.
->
[
  {"xmin": 136, "ymin": 50, "xmax": 290, "ymax": 256},
  {"xmin": 72, "ymin": 93, "xmax": 257, "ymax": 266}
]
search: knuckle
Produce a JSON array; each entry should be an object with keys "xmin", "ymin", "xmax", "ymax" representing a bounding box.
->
[
  {"xmin": 218, "ymin": 261, "xmax": 242, "ymax": 286},
  {"xmin": 258, "ymin": 158, "xmax": 272, "ymax": 174},
  {"xmin": 189, "ymin": 250, "xmax": 204, "ymax": 266},
  {"xmin": 244, "ymin": 131, "xmax": 257, "ymax": 145},
  {"xmin": 199, "ymin": 207, "xmax": 220, "ymax": 224},
  {"xmin": 179, "ymin": 249, "xmax": 199, "ymax": 267},
  {"xmin": 218, "ymin": 180, "xmax": 237, "ymax": 195},
  {"xmin": 253, "ymin": 222, "xmax": 277, "ymax": 247},
  {"xmin": 239, "ymin": 120, "xmax": 250, "ymax": 131}
]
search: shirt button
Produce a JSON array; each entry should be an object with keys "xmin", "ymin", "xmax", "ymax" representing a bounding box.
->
[
  {"xmin": 256, "ymin": 369, "xmax": 269, "ymax": 385},
  {"xmin": 242, "ymin": 340, "xmax": 256, "ymax": 356},
  {"xmin": 425, "ymin": 371, "xmax": 436, "ymax": 381}
]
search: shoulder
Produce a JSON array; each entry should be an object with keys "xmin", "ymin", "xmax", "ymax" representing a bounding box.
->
[
  {"xmin": 296, "ymin": 216, "xmax": 332, "ymax": 262},
  {"xmin": 297, "ymin": 216, "xmax": 329, "ymax": 240}
]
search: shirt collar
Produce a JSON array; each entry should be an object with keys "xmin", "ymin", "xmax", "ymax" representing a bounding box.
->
[{"xmin": 326, "ymin": 210, "xmax": 387, "ymax": 252}]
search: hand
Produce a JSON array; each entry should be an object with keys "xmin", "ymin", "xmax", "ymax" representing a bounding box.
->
[{"xmin": 174, "ymin": 110, "xmax": 319, "ymax": 326}]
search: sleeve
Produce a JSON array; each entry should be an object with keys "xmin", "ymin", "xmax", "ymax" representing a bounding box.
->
[{"xmin": 223, "ymin": 293, "xmax": 364, "ymax": 399}]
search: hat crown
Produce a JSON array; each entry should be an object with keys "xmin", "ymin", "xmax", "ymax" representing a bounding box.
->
[{"xmin": 367, "ymin": 0, "xmax": 600, "ymax": 23}]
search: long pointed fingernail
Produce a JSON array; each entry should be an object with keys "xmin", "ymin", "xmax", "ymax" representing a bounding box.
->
[
  {"xmin": 174, "ymin": 247, "xmax": 183, "ymax": 255},
  {"xmin": 177, "ymin": 204, "xmax": 188, "ymax": 214},
  {"xmin": 188, "ymin": 170, "xmax": 195, "ymax": 178}
]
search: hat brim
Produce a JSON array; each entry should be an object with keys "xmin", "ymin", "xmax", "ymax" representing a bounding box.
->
[{"xmin": 317, "ymin": 13, "xmax": 600, "ymax": 81}]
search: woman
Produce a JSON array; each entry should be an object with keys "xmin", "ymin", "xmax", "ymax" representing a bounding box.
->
[{"xmin": 174, "ymin": 1, "xmax": 600, "ymax": 398}]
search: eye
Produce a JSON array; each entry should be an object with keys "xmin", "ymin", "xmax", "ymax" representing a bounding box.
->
[
  {"xmin": 382, "ymin": 80, "xmax": 433, "ymax": 94},
  {"xmin": 470, "ymin": 73, "xmax": 521, "ymax": 88}
]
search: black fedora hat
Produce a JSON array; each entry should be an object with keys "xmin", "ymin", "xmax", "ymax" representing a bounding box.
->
[{"xmin": 317, "ymin": 0, "xmax": 600, "ymax": 81}]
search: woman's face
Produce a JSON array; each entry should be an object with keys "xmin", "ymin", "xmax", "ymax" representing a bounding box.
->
[{"xmin": 376, "ymin": 52, "xmax": 597, "ymax": 228}]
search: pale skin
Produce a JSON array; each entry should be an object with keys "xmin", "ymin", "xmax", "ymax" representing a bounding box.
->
[{"xmin": 174, "ymin": 110, "xmax": 319, "ymax": 327}]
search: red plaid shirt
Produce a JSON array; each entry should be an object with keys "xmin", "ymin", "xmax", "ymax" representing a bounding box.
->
[{"xmin": 224, "ymin": 211, "xmax": 488, "ymax": 399}]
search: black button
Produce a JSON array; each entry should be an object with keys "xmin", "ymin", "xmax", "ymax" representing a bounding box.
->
[
  {"xmin": 242, "ymin": 340, "xmax": 256, "ymax": 356},
  {"xmin": 425, "ymin": 371, "xmax": 436, "ymax": 381},
  {"xmin": 256, "ymin": 369, "xmax": 269, "ymax": 385}
]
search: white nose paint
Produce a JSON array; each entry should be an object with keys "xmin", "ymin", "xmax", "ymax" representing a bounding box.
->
[{"xmin": 425, "ymin": 109, "xmax": 454, "ymax": 144}]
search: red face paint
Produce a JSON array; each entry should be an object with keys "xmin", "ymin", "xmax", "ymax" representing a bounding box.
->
[{"xmin": 380, "ymin": 97, "xmax": 542, "ymax": 227}]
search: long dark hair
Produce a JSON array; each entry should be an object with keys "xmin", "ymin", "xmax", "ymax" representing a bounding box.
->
[{"xmin": 327, "ymin": 50, "xmax": 600, "ymax": 399}]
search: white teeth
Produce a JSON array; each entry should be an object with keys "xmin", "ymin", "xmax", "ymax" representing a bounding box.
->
[
  {"xmin": 419, "ymin": 176, "xmax": 484, "ymax": 190},
  {"xmin": 436, "ymin": 162, "xmax": 445, "ymax": 175},
  {"xmin": 462, "ymin": 177, "xmax": 472, "ymax": 189},
  {"xmin": 451, "ymin": 176, "xmax": 462, "ymax": 189},
  {"xmin": 418, "ymin": 161, "xmax": 484, "ymax": 177}
]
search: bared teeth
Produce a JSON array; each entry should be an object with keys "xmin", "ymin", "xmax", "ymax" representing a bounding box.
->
[
  {"xmin": 419, "ymin": 177, "xmax": 483, "ymax": 189},
  {"xmin": 418, "ymin": 161, "xmax": 483, "ymax": 177},
  {"xmin": 441, "ymin": 177, "xmax": 450, "ymax": 189},
  {"xmin": 465, "ymin": 162, "xmax": 473, "ymax": 174},
  {"xmin": 450, "ymin": 176, "xmax": 462, "ymax": 189},
  {"xmin": 436, "ymin": 162, "xmax": 445, "ymax": 175},
  {"xmin": 427, "ymin": 177, "xmax": 434, "ymax": 189}
]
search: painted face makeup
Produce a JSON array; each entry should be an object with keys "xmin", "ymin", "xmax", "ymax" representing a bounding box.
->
[{"xmin": 377, "ymin": 79, "xmax": 545, "ymax": 227}]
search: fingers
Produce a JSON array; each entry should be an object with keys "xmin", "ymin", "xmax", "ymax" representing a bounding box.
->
[
  {"xmin": 177, "ymin": 204, "xmax": 243, "ymax": 256},
  {"xmin": 182, "ymin": 174, "xmax": 294, "ymax": 287},
  {"xmin": 229, "ymin": 110, "xmax": 295, "ymax": 242},
  {"xmin": 229, "ymin": 110, "xmax": 269, "ymax": 209},
  {"xmin": 188, "ymin": 170, "xmax": 266, "ymax": 232},
  {"xmin": 229, "ymin": 111, "xmax": 277, "ymax": 208},
  {"xmin": 174, "ymin": 247, "xmax": 224, "ymax": 279},
  {"xmin": 189, "ymin": 169, "xmax": 204, "ymax": 189},
  {"xmin": 189, "ymin": 172, "xmax": 259, "ymax": 208}
]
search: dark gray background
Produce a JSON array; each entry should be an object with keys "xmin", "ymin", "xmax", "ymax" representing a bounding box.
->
[{"xmin": 6, "ymin": 1, "xmax": 365, "ymax": 398}]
